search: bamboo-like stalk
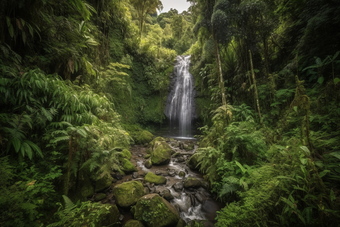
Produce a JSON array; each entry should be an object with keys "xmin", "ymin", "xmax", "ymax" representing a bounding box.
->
[
  {"xmin": 215, "ymin": 39, "xmax": 227, "ymax": 106},
  {"xmin": 249, "ymin": 50, "xmax": 263, "ymax": 125}
]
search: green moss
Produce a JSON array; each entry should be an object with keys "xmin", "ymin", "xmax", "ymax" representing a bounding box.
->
[
  {"xmin": 151, "ymin": 141, "xmax": 172, "ymax": 165},
  {"xmin": 145, "ymin": 154, "xmax": 151, "ymax": 159},
  {"xmin": 121, "ymin": 158, "xmax": 137, "ymax": 173},
  {"xmin": 187, "ymin": 154, "xmax": 200, "ymax": 170},
  {"xmin": 100, "ymin": 204, "xmax": 121, "ymax": 226},
  {"xmin": 120, "ymin": 149, "xmax": 132, "ymax": 160},
  {"xmin": 95, "ymin": 175, "xmax": 113, "ymax": 192},
  {"xmin": 176, "ymin": 219, "xmax": 186, "ymax": 227},
  {"xmin": 144, "ymin": 159, "xmax": 152, "ymax": 169},
  {"xmin": 94, "ymin": 193, "xmax": 106, "ymax": 201},
  {"xmin": 80, "ymin": 177, "xmax": 94, "ymax": 198},
  {"xmin": 135, "ymin": 130, "xmax": 153, "ymax": 144},
  {"xmin": 149, "ymin": 137, "xmax": 166, "ymax": 148},
  {"xmin": 113, "ymin": 181, "xmax": 145, "ymax": 207},
  {"xmin": 183, "ymin": 177, "xmax": 201, "ymax": 188},
  {"xmin": 144, "ymin": 172, "xmax": 167, "ymax": 185},
  {"xmin": 124, "ymin": 219, "xmax": 145, "ymax": 227},
  {"xmin": 132, "ymin": 194, "xmax": 179, "ymax": 227}
]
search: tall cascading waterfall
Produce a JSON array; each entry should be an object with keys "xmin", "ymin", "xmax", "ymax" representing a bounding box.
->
[{"xmin": 165, "ymin": 55, "xmax": 196, "ymax": 137}]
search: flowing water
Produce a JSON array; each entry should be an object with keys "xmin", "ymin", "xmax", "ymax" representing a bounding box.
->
[
  {"xmin": 109, "ymin": 140, "xmax": 221, "ymax": 226},
  {"xmin": 165, "ymin": 56, "xmax": 196, "ymax": 137}
]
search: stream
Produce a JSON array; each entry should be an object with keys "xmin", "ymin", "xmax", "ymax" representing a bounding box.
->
[{"xmin": 108, "ymin": 137, "xmax": 221, "ymax": 226}]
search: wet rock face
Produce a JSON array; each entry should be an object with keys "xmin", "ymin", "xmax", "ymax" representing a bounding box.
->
[
  {"xmin": 113, "ymin": 181, "xmax": 144, "ymax": 207},
  {"xmin": 132, "ymin": 194, "xmax": 180, "ymax": 227}
]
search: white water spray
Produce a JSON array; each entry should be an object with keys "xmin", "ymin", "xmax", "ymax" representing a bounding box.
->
[{"xmin": 165, "ymin": 56, "xmax": 195, "ymax": 136}]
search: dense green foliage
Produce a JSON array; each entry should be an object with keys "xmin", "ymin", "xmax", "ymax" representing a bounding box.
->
[
  {"xmin": 188, "ymin": 0, "xmax": 340, "ymax": 226},
  {"xmin": 0, "ymin": 0, "xmax": 195, "ymax": 226},
  {"xmin": 1, "ymin": 0, "xmax": 340, "ymax": 226}
]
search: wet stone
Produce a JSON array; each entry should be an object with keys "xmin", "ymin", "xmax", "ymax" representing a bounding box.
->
[
  {"xmin": 168, "ymin": 169, "xmax": 176, "ymax": 177},
  {"xmin": 177, "ymin": 156, "xmax": 185, "ymax": 163},
  {"xmin": 94, "ymin": 193, "xmax": 106, "ymax": 201},
  {"xmin": 178, "ymin": 171, "xmax": 186, "ymax": 177},
  {"xmin": 144, "ymin": 187, "xmax": 150, "ymax": 194},
  {"xmin": 173, "ymin": 182, "xmax": 184, "ymax": 192},
  {"xmin": 144, "ymin": 159, "xmax": 152, "ymax": 169},
  {"xmin": 112, "ymin": 172, "xmax": 123, "ymax": 180},
  {"xmin": 132, "ymin": 172, "xmax": 138, "ymax": 179},
  {"xmin": 161, "ymin": 189, "xmax": 174, "ymax": 201},
  {"xmin": 194, "ymin": 191, "xmax": 206, "ymax": 203}
]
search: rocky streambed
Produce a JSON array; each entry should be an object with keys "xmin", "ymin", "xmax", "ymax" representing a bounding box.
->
[{"xmin": 92, "ymin": 137, "xmax": 221, "ymax": 227}]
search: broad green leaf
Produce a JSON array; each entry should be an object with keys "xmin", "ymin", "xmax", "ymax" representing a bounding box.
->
[
  {"xmin": 317, "ymin": 77, "xmax": 324, "ymax": 84},
  {"xmin": 330, "ymin": 189, "xmax": 336, "ymax": 202},
  {"xmin": 235, "ymin": 161, "xmax": 246, "ymax": 174},
  {"xmin": 319, "ymin": 170, "xmax": 330, "ymax": 178},
  {"xmin": 22, "ymin": 142, "xmax": 33, "ymax": 160},
  {"xmin": 300, "ymin": 146, "xmax": 310, "ymax": 155},
  {"xmin": 329, "ymin": 151, "xmax": 340, "ymax": 160},
  {"xmin": 12, "ymin": 137, "xmax": 21, "ymax": 153},
  {"xmin": 26, "ymin": 140, "xmax": 43, "ymax": 158},
  {"xmin": 293, "ymin": 106, "xmax": 298, "ymax": 112},
  {"xmin": 334, "ymin": 78, "xmax": 340, "ymax": 85},
  {"xmin": 300, "ymin": 158, "xmax": 308, "ymax": 165}
]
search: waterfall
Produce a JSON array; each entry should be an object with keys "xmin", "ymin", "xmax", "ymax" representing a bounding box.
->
[{"xmin": 165, "ymin": 55, "xmax": 195, "ymax": 137}]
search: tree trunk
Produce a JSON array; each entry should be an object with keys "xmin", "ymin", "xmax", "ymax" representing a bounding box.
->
[
  {"xmin": 214, "ymin": 38, "xmax": 227, "ymax": 106},
  {"xmin": 249, "ymin": 50, "xmax": 263, "ymax": 125}
]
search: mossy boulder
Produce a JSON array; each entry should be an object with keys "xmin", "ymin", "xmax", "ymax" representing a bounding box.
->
[
  {"xmin": 149, "ymin": 137, "xmax": 166, "ymax": 148},
  {"xmin": 176, "ymin": 219, "xmax": 186, "ymax": 227},
  {"xmin": 120, "ymin": 149, "xmax": 132, "ymax": 160},
  {"xmin": 178, "ymin": 171, "xmax": 186, "ymax": 177},
  {"xmin": 124, "ymin": 219, "xmax": 145, "ymax": 227},
  {"xmin": 100, "ymin": 204, "xmax": 120, "ymax": 226},
  {"xmin": 95, "ymin": 175, "xmax": 113, "ymax": 192},
  {"xmin": 121, "ymin": 158, "xmax": 137, "ymax": 173},
  {"xmin": 135, "ymin": 130, "xmax": 153, "ymax": 144},
  {"xmin": 144, "ymin": 154, "xmax": 151, "ymax": 159},
  {"xmin": 144, "ymin": 172, "xmax": 167, "ymax": 185},
  {"xmin": 187, "ymin": 154, "xmax": 200, "ymax": 170},
  {"xmin": 94, "ymin": 193, "xmax": 106, "ymax": 201},
  {"xmin": 150, "ymin": 141, "xmax": 172, "ymax": 165},
  {"xmin": 144, "ymin": 159, "xmax": 152, "ymax": 169},
  {"xmin": 80, "ymin": 176, "xmax": 94, "ymax": 198},
  {"xmin": 113, "ymin": 181, "xmax": 144, "ymax": 207},
  {"xmin": 132, "ymin": 194, "xmax": 180, "ymax": 227},
  {"xmin": 184, "ymin": 177, "xmax": 201, "ymax": 188}
]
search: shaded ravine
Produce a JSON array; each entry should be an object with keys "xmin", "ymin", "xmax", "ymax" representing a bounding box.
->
[{"xmin": 108, "ymin": 138, "xmax": 221, "ymax": 226}]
